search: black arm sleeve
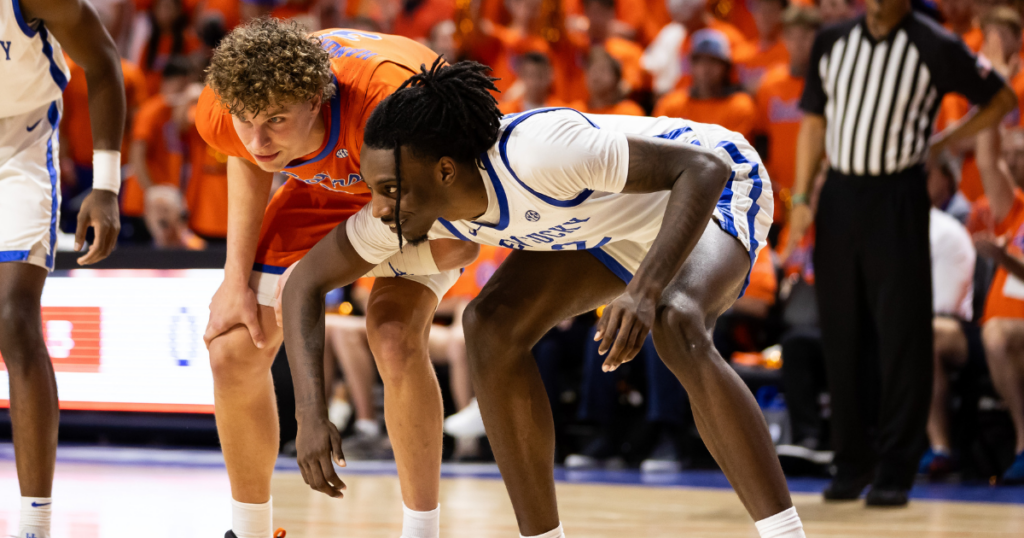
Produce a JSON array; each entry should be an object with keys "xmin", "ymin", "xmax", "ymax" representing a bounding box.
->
[
  {"xmin": 926, "ymin": 24, "xmax": 1006, "ymax": 105},
  {"xmin": 799, "ymin": 29, "xmax": 830, "ymax": 115}
]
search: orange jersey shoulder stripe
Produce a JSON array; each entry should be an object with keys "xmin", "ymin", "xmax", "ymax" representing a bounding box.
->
[{"xmin": 196, "ymin": 29, "xmax": 439, "ymax": 196}]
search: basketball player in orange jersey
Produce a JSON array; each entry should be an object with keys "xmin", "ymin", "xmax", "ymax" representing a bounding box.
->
[{"xmin": 196, "ymin": 19, "xmax": 478, "ymax": 538}]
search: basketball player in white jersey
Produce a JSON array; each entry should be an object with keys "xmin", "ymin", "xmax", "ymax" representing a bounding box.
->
[
  {"xmin": 280, "ymin": 60, "xmax": 806, "ymax": 538},
  {"xmin": 1, "ymin": 0, "xmax": 124, "ymax": 536}
]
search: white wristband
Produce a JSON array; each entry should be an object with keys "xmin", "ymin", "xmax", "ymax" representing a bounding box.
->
[
  {"xmin": 92, "ymin": 149, "xmax": 122, "ymax": 194},
  {"xmin": 367, "ymin": 240, "xmax": 440, "ymax": 278}
]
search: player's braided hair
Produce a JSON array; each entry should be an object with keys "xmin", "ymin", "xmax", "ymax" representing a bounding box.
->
[{"xmin": 364, "ymin": 57, "xmax": 502, "ymax": 250}]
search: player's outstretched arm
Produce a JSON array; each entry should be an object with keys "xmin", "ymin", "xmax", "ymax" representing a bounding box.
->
[
  {"xmin": 23, "ymin": 0, "xmax": 126, "ymax": 264},
  {"xmin": 596, "ymin": 135, "xmax": 731, "ymax": 369},
  {"xmin": 281, "ymin": 224, "xmax": 376, "ymax": 499}
]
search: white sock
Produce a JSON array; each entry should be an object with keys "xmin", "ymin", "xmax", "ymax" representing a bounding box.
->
[
  {"xmin": 755, "ymin": 507, "xmax": 805, "ymax": 538},
  {"xmin": 19, "ymin": 496, "xmax": 52, "ymax": 537},
  {"xmin": 232, "ymin": 497, "xmax": 272, "ymax": 538},
  {"xmin": 355, "ymin": 418, "xmax": 381, "ymax": 437},
  {"xmin": 401, "ymin": 503, "xmax": 440, "ymax": 538},
  {"xmin": 521, "ymin": 523, "xmax": 565, "ymax": 538}
]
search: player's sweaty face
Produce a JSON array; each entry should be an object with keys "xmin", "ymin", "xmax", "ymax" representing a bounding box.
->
[
  {"xmin": 361, "ymin": 146, "xmax": 447, "ymax": 245},
  {"xmin": 231, "ymin": 99, "xmax": 323, "ymax": 172}
]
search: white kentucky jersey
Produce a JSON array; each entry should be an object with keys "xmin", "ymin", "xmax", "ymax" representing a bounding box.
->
[
  {"xmin": 348, "ymin": 108, "xmax": 774, "ymax": 292},
  {"xmin": 0, "ymin": 0, "xmax": 70, "ymax": 118}
]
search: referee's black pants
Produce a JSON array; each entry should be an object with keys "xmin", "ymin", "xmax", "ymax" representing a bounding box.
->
[{"xmin": 813, "ymin": 166, "xmax": 933, "ymax": 490}]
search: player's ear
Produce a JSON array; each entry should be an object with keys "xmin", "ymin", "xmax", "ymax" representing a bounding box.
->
[{"xmin": 437, "ymin": 157, "xmax": 457, "ymax": 186}]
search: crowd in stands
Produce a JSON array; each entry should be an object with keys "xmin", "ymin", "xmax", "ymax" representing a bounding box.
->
[{"xmin": 67, "ymin": 0, "xmax": 1024, "ymax": 485}]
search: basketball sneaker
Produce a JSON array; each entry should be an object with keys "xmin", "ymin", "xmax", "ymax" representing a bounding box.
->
[
  {"xmin": 1001, "ymin": 451, "xmax": 1024, "ymax": 485},
  {"xmin": 917, "ymin": 448, "xmax": 956, "ymax": 479},
  {"xmin": 224, "ymin": 529, "xmax": 286, "ymax": 538},
  {"xmin": 443, "ymin": 398, "xmax": 486, "ymax": 439}
]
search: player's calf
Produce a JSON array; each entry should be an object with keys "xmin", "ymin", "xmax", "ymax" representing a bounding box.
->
[{"xmin": 0, "ymin": 267, "xmax": 58, "ymax": 538}]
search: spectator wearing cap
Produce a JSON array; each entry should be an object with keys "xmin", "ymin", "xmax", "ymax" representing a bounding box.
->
[
  {"xmin": 786, "ymin": 0, "xmax": 1016, "ymax": 506},
  {"xmin": 668, "ymin": 0, "xmax": 752, "ymax": 90},
  {"xmin": 736, "ymin": 0, "xmax": 791, "ymax": 93},
  {"xmin": 969, "ymin": 126, "xmax": 1024, "ymax": 485},
  {"xmin": 653, "ymin": 28, "xmax": 758, "ymax": 139},
  {"xmin": 753, "ymin": 5, "xmax": 821, "ymax": 225},
  {"xmin": 576, "ymin": 46, "xmax": 646, "ymax": 115},
  {"xmin": 498, "ymin": 52, "xmax": 566, "ymax": 114}
]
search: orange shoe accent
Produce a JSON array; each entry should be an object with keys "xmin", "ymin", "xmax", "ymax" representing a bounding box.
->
[{"xmin": 274, "ymin": 529, "xmax": 287, "ymax": 538}]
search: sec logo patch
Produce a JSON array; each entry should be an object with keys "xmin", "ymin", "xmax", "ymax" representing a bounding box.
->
[{"xmin": 525, "ymin": 210, "xmax": 541, "ymax": 222}]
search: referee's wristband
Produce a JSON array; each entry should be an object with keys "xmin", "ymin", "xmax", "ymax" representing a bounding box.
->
[
  {"xmin": 92, "ymin": 150, "xmax": 122, "ymax": 194},
  {"xmin": 790, "ymin": 192, "xmax": 809, "ymax": 206}
]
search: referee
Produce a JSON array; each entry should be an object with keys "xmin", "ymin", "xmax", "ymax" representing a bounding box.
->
[{"xmin": 785, "ymin": 0, "xmax": 1017, "ymax": 506}]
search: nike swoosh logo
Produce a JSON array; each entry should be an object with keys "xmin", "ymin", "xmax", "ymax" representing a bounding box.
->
[
  {"xmin": 26, "ymin": 120, "xmax": 42, "ymax": 132},
  {"xmin": 30, "ymin": 502, "xmax": 50, "ymax": 507}
]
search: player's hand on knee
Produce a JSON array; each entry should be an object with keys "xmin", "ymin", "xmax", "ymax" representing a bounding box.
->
[
  {"xmin": 596, "ymin": 289, "xmax": 655, "ymax": 372},
  {"xmin": 274, "ymin": 262, "xmax": 299, "ymax": 328},
  {"xmin": 296, "ymin": 415, "xmax": 347, "ymax": 498},
  {"xmin": 75, "ymin": 189, "xmax": 120, "ymax": 265},
  {"xmin": 204, "ymin": 280, "xmax": 266, "ymax": 349}
]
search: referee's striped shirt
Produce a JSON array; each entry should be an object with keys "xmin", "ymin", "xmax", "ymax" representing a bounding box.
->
[{"xmin": 800, "ymin": 12, "xmax": 1006, "ymax": 177}]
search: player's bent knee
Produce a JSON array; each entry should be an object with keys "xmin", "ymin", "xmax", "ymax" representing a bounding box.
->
[
  {"xmin": 653, "ymin": 300, "xmax": 713, "ymax": 367},
  {"xmin": 208, "ymin": 328, "xmax": 279, "ymax": 386}
]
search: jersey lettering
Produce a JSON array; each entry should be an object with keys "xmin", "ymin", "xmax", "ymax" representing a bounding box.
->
[
  {"xmin": 321, "ymin": 30, "xmax": 384, "ymax": 42},
  {"xmin": 281, "ymin": 171, "xmax": 364, "ymax": 192},
  {"xmin": 494, "ymin": 217, "xmax": 592, "ymax": 250},
  {"xmin": 1, "ymin": 41, "xmax": 11, "ymax": 61}
]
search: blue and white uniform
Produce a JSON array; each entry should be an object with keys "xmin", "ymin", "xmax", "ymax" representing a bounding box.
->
[
  {"xmin": 1, "ymin": 0, "xmax": 70, "ymax": 270},
  {"xmin": 348, "ymin": 108, "xmax": 774, "ymax": 294}
]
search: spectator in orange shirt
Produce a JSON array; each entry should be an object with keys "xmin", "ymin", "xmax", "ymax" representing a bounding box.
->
[
  {"xmin": 576, "ymin": 45, "xmax": 646, "ymax": 115},
  {"xmin": 125, "ymin": 57, "xmax": 193, "ymax": 225},
  {"xmin": 654, "ymin": 28, "xmax": 758, "ymax": 139},
  {"xmin": 753, "ymin": 5, "xmax": 820, "ymax": 223},
  {"xmin": 970, "ymin": 126, "xmax": 1024, "ymax": 484},
  {"xmin": 145, "ymin": 185, "xmax": 207, "ymax": 249},
  {"xmin": 498, "ymin": 52, "xmax": 565, "ymax": 114},
  {"xmin": 942, "ymin": 0, "xmax": 984, "ymax": 51},
  {"xmin": 577, "ymin": 0, "xmax": 650, "ymax": 96},
  {"xmin": 736, "ymin": 0, "xmax": 790, "ymax": 93},
  {"xmin": 564, "ymin": 0, "xmax": 650, "ymax": 45},
  {"xmin": 139, "ymin": 0, "xmax": 204, "ymax": 96},
  {"xmin": 935, "ymin": 7, "xmax": 1024, "ymax": 202}
]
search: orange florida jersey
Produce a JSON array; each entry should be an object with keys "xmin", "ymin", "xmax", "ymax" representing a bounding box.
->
[{"xmin": 196, "ymin": 29, "xmax": 441, "ymax": 198}]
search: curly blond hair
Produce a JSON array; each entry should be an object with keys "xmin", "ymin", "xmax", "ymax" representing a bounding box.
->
[{"xmin": 205, "ymin": 17, "xmax": 335, "ymax": 117}]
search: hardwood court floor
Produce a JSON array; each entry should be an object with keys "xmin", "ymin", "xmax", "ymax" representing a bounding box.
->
[{"xmin": 0, "ymin": 453, "xmax": 1021, "ymax": 537}]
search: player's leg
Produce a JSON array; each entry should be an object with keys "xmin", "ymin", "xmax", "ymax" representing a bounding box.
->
[
  {"xmin": 462, "ymin": 250, "xmax": 625, "ymax": 536},
  {"xmin": 208, "ymin": 306, "xmax": 284, "ymax": 506},
  {"xmin": 651, "ymin": 221, "xmax": 794, "ymax": 523},
  {"xmin": 364, "ymin": 277, "xmax": 444, "ymax": 511},
  {"xmin": 0, "ymin": 100, "xmax": 64, "ymax": 538},
  {"xmin": 0, "ymin": 263, "xmax": 58, "ymax": 501}
]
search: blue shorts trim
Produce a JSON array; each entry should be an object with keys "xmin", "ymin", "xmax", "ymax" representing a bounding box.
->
[
  {"xmin": 588, "ymin": 248, "xmax": 633, "ymax": 284},
  {"xmin": 0, "ymin": 251, "xmax": 32, "ymax": 263},
  {"xmin": 45, "ymin": 101, "xmax": 60, "ymax": 269},
  {"xmin": 252, "ymin": 263, "xmax": 288, "ymax": 275}
]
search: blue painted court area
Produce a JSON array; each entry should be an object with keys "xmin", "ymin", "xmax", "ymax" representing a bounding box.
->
[{"xmin": 3, "ymin": 444, "xmax": 1022, "ymax": 505}]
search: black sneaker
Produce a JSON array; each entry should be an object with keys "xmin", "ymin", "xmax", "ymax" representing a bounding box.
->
[
  {"xmin": 865, "ymin": 486, "xmax": 909, "ymax": 507},
  {"xmin": 225, "ymin": 532, "xmax": 237, "ymax": 538},
  {"xmin": 822, "ymin": 472, "xmax": 873, "ymax": 501}
]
